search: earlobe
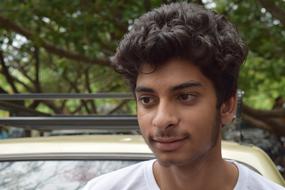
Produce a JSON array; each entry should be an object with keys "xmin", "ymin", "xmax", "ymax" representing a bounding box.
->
[{"xmin": 220, "ymin": 96, "xmax": 237, "ymax": 126}]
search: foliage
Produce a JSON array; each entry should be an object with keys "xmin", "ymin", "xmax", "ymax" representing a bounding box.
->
[
  {"xmin": 0, "ymin": 0, "xmax": 285, "ymax": 134},
  {"xmin": 216, "ymin": 0, "xmax": 285, "ymax": 109},
  {"xmin": 0, "ymin": 0, "xmax": 146, "ymax": 114}
]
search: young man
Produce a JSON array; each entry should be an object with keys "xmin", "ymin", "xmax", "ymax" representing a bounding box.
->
[{"xmin": 84, "ymin": 2, "xmax": 285, "ymax": 190}]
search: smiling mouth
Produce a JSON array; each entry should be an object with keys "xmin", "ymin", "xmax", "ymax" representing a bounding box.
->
[
  {"xmin": 153, "ymin": 136, "xmax": 187, "ymax": 143},
  {"xmin": 152, "ymin": 136, "xmax": 188, "ymax": 151}
]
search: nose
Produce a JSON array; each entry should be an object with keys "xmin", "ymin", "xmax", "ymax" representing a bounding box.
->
[{"xmin": 152, "ymin": 100, "xmax": 179, "ymax": 129}]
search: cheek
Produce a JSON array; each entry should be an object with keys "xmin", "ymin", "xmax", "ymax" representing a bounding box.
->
[
  {"xmin": 137, "ymin": 108, "xmax": 152, "ymax": 134},
  {"xmin": 180, "ymin": 104, "xmax": 218, "ymax": 134}
]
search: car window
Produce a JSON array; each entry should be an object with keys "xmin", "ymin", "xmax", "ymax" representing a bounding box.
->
[
  {"xmin": 0, "ymin": 160, "xmax": 139, "ymax": 190},
  {"xmin": 0, "ymin": 158, "xmax": 281, "ymax": 189}
]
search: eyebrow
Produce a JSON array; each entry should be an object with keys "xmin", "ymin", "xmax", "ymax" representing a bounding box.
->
[
  {"xmin": 135, "ymin": 86, "xmax": 155, "ymax": 93},
  {"xmin": 135, "ymin": 81, "xmax": 203, "ymax": 93},
  {"xmin": 171, "ymin": 81, "xmax": 203, "ymax": 91}
]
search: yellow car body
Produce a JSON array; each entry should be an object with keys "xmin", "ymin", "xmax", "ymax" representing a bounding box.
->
[{"xmin": 0, "ymin": 135, "xmax": 284, "ymax": 188}]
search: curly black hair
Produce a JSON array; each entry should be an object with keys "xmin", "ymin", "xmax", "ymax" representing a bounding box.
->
[{"xmin": 111, "ymin": 2, "xmax": 247, "ymax": 107}]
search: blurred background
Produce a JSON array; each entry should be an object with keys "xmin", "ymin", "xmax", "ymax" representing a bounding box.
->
[{"xmin": 0, "ymin": 0, "xmax": 284, "ymax": 177}]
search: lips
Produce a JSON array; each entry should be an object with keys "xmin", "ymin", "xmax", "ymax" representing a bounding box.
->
[
  {"xmin": 153, "ymin": 136, "xmax": 186, "ymax": 143},
  {"xmin": 152, "ymin": 136, "xmax": 187, "ymax": 152}
]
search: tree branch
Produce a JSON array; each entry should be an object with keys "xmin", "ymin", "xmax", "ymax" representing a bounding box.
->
[
  {"xmin": 62, "ymin": 70, "xmax": 92, "ymax": 114},
  {"xmin": 243, "ymin": 104, "xmax": 285, "ymax": 118},
  {"xmin": 0, "ymin": 87, "xmax": 8, "ymax": 93},
  {"xmin": 11, "ymin": 59, "xmax": 35, "ymax": 84},
  {"xmin": 0, "ymin": 53, "xmax": 34, "ymax": 91},
  {"xmin": 70, "ymin": 103, "xmax": 85, "ymax": 114},
  {"xmin": 144, "ymin": 0, "xmax": 151, "ymax": 12},
  {"xmin": 0, "ymin": 50, "xmax": 18, "ymax": 93},
  {"xmin": 262, "ymin": 117, "xmax": 285, "ymax": 136},
  {"xmin": 0, "ymin": 15, "xmax": 110, "ymax": 66},
  {"xmin": 12, "ymin": 77, "xmax": 34, "ymax": 92},
  {"xmin": 0, "ymin": 54, "xmax": 34, "ymax": 92},
  {"xmin": 40, "ymin": 100, "xmax": 63, "ymax": 114},
  {"xmin": 0, "ymin": 101, "xmax": 49, "ymax": 116},
  {"xmin": 84, "ymin": 68, "xmax": 97, "ymax": 113},
  {"xmin": 193, "ymin": 0, "xmax": 203, "ymax": 5},
  {"xmin": 242, "ymin": 113, "xmax": 272, "ymax": 131},
  {"xmin": 257, "ymin": 0, "xmax": 285, "ymax": 26},
  {"xmin": 26, "ymin": 47, "xmax": 42, "ymax": 110},
  {"xmin": 242, "ymin": 104, "xmax": 285, "ymax": 136},
  {"xmin": 107, "ymin": 99, "xmax": 130, "ymax": 114},
  {"xmin": 34, "ymin": 46, "xmax": 42, "ymax": 92}
]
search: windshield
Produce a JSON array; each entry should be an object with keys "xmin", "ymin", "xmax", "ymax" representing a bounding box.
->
[{"xmin": 0, "ymin": 160, "xmax": 138, "ymax": 190}]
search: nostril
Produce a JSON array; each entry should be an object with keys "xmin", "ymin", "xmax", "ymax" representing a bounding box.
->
[
  {"xmin": 151, "ymin": 103, "xmax": 179, "ymax": 128},
  {"xmin": 152, "ymin": 114, "xmax": 178, "ymax": 129},
  {"xmin": 166, "ymin": 123, "xmax": 174, "ymax": 129}
]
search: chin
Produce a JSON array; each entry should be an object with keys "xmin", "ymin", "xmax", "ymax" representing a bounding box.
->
[
  {"xmin": 154, "ymin": 152, "xmax": 192, "ymax": 167},
  {"xmin": 156, "ymin": 157, "xmax": 196, "ymax": 168},
  {"xmin": 155, "ymin": 147, "xmax": 215, "ymax": 168}
]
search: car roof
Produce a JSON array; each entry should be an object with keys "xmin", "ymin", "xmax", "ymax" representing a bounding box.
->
[{"xmin": 0, "ymin": 135, "xmax": 150, "ymax": 154}]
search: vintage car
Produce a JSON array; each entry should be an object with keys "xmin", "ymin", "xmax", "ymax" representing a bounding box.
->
[{"xmin": 0, "ymin": 135, "xmax": 284, "ymax": 190}]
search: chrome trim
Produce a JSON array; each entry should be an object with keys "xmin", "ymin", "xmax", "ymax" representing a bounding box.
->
[
  {"xmin": 0, "ymin": 93, "xmax": 133, "ymax": 100},
  {"xmin": 0, "ymin": 152, "xmax": 155, "ymax": 161},
  {"xmin": 0, "ymin": 116, "xmax": 139, "ymax": 130}
]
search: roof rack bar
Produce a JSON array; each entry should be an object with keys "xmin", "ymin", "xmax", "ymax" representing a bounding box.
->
[
  {"xmin": 0, "ymin": 116, "xmax": 139, "ymax": 131},
  {"xmin": 0, "ymin": 93, "xmax": 133, "ymax": 100}
]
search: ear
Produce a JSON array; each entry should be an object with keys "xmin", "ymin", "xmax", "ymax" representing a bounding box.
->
[{"xmin": 220, "ymin": 95, "xmax": 237, "ymax": 127}]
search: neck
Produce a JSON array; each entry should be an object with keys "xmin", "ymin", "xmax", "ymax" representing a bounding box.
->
[{"xmin": 153, "ymin": 141, "xmax": 238, "ymax": 190}]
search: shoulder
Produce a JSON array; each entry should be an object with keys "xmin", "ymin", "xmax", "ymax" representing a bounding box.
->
[
  {"xmin": 234, "ymin": 162, "xmax": 285, "ymax": 190},
  {"xmin": 82, "ymin": 159, "xmax": 156, "ymax": 190}
]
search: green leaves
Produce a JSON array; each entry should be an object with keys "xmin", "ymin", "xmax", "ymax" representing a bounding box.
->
[
  {"xmin": 1, "ymin": 0, "xmax": 285, "ymax": 114},
  {"xmin": 213, "ymin": 0, "xmax": 285, "ymax": 109}
]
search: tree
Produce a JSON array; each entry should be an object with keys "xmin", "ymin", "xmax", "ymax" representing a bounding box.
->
[
  {"xmin": 0, "ymin": 0, "xmax": 140, "ymax": 115},
  {"xmin": 0, "ymin": 0, "xmax": 285, "ymax": 136},
  {"xmin": 214, "ymin": 0, "xmax": 285, "ymax": 136}
]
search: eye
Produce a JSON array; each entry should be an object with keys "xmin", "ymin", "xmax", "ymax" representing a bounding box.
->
[
  {"xmin": 138, "ymin": 96, "xmax": 156, "ymax": 106},
  {"xmin": 177, "ymin": 93, "xmax": 196, "ymax": 103}
]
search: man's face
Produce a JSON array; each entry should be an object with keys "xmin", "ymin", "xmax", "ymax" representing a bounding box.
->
[{"xmin": 135, "ymin": 59, "xmax": 223, "ymax": 167}]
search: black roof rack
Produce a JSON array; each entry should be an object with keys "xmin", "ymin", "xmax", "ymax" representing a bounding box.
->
[
  {"xmin": 0, "ymin": 93, "xmax": 133, "ymax": 100},
  {"xmin": 0, "ymin": 91, "xmax": 244, "ymax": 133},
  {"xmin": 0, "ymin": 116, "xmax": 138, "ymax": 131},
  {"xmin": 0, "ymin": 93, "xmax": 137, "ymax": 131}
]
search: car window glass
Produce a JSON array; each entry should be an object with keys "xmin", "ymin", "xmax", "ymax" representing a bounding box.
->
[{"xmin": 0, "ymin": 160, "xmax": 138, "ymax": 190}]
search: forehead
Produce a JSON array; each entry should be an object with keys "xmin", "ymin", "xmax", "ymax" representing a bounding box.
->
[{"xmin": 136, "ymin": 59, "xmax": 213, "ymax": 90}]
